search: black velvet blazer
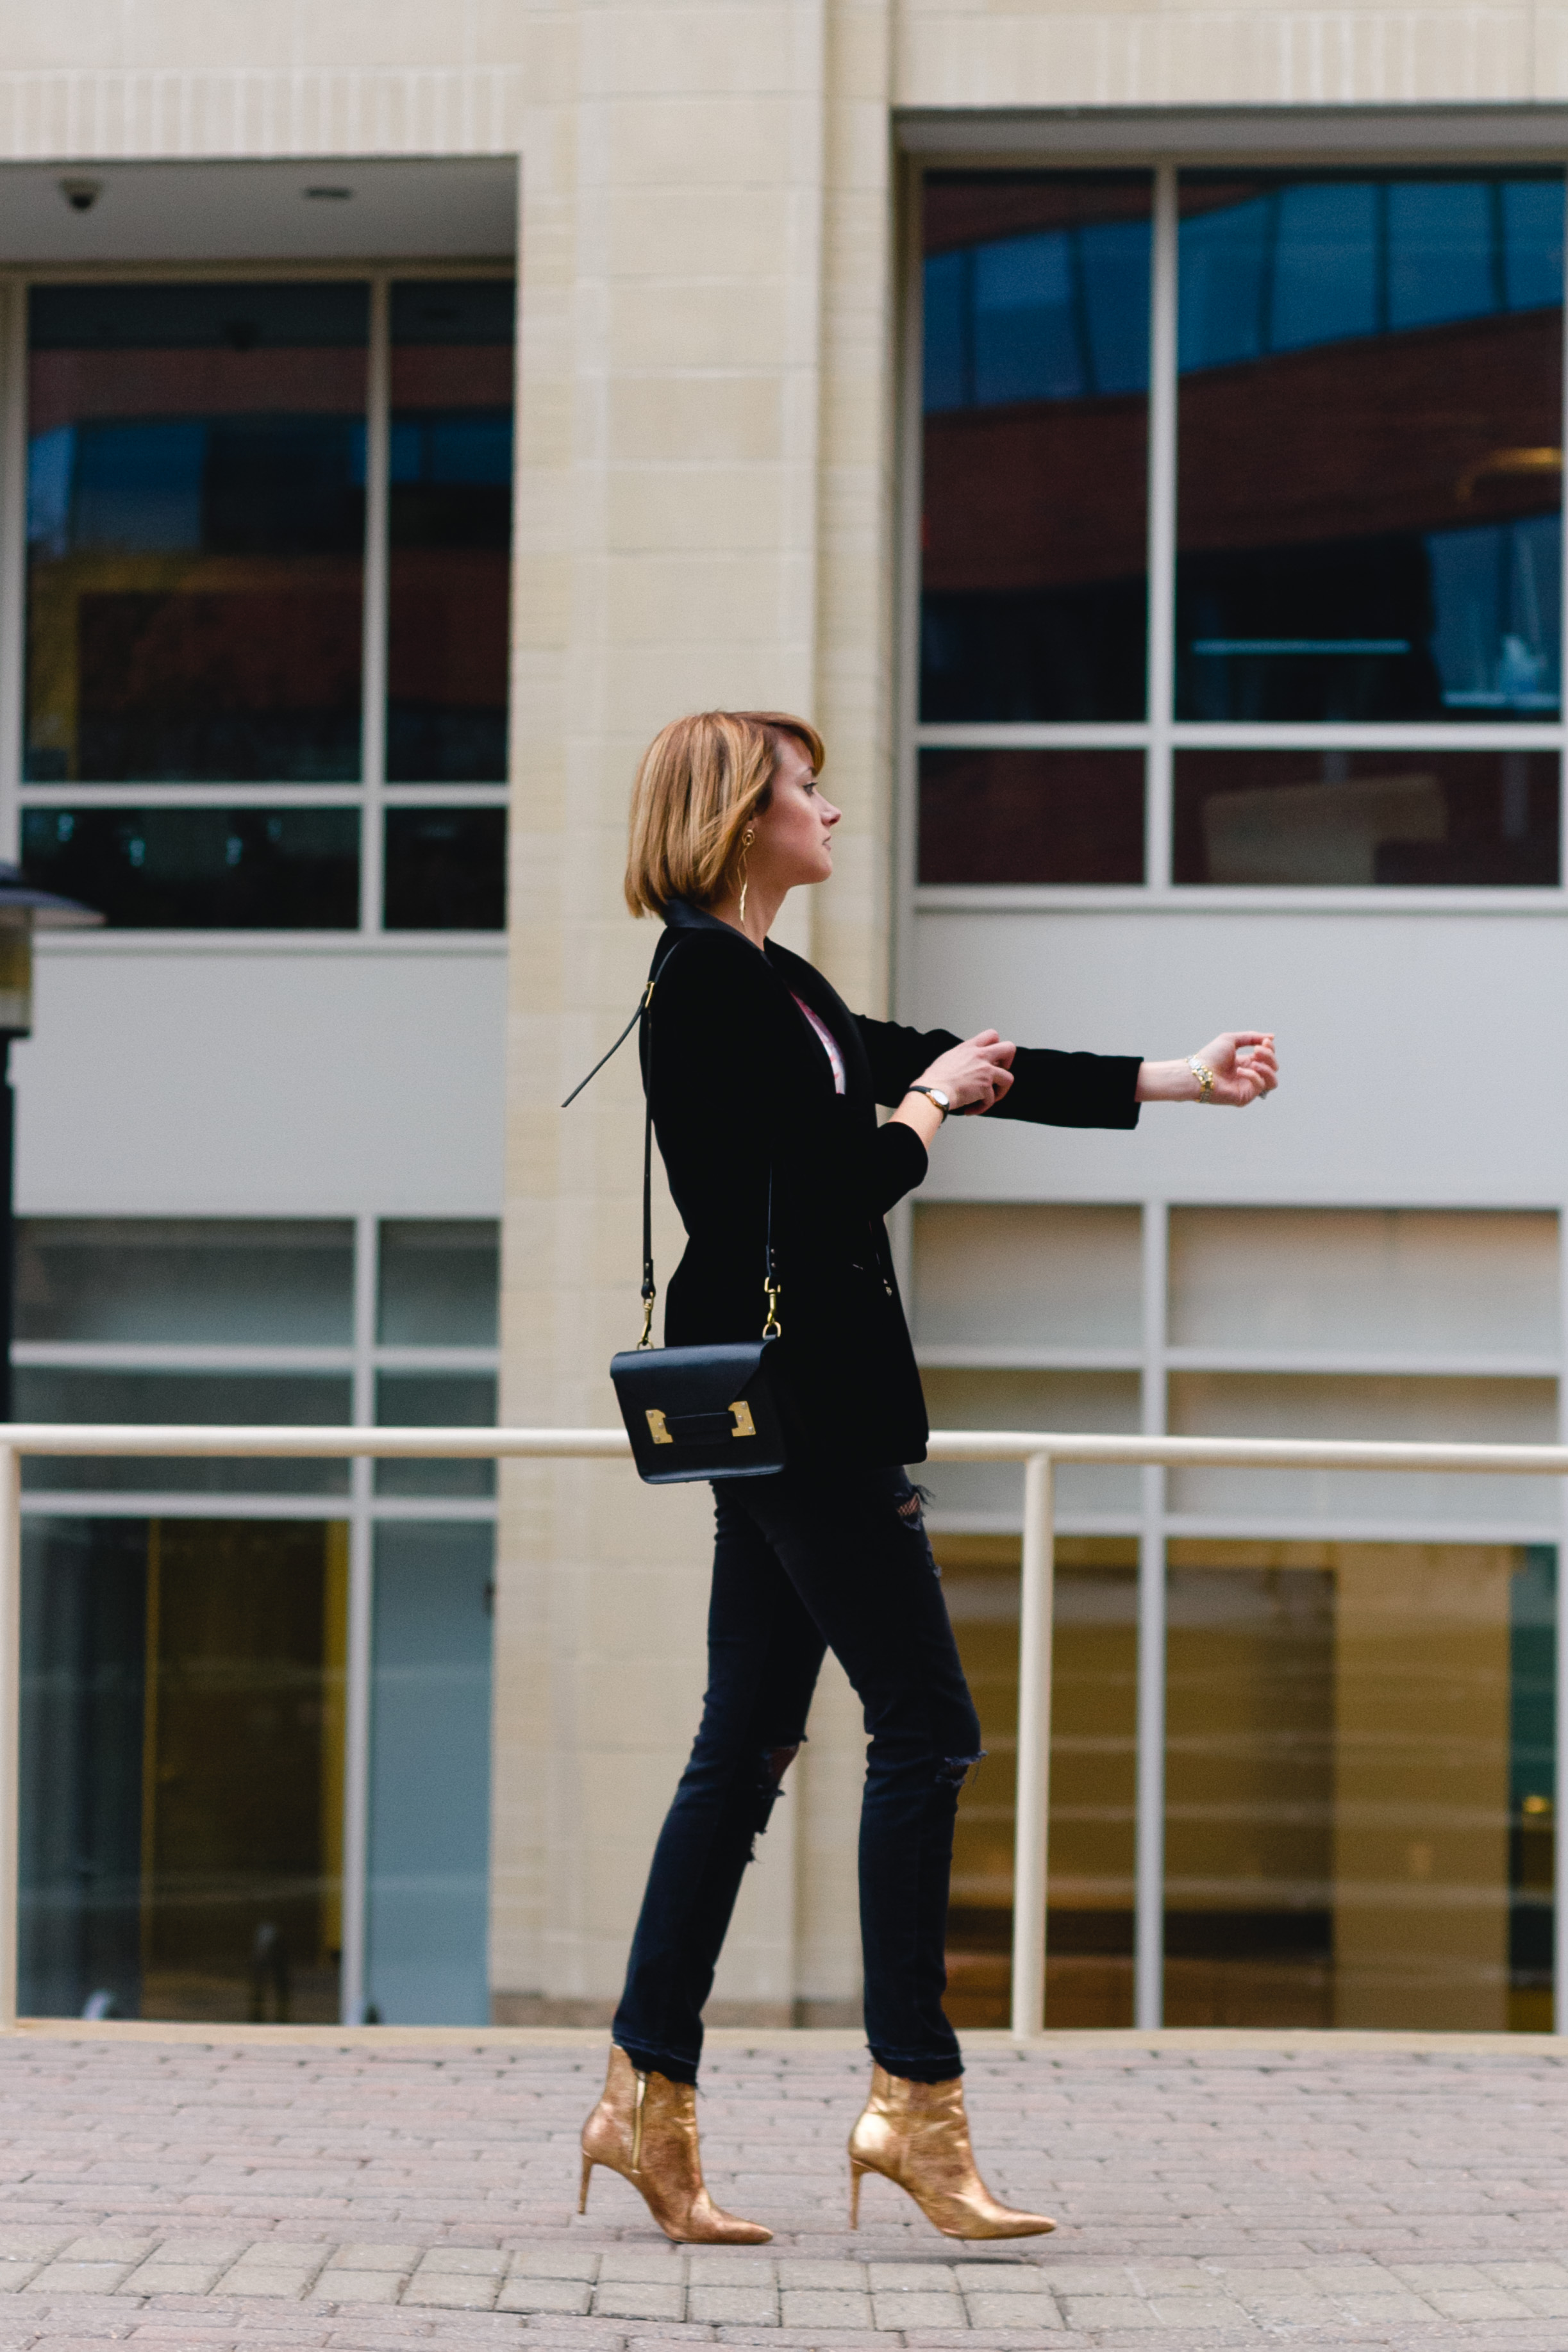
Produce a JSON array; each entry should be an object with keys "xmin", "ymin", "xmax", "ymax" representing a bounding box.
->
[{"xmin": 642, "ymin": 897, "xmax": 1142, "ymax": 1469}]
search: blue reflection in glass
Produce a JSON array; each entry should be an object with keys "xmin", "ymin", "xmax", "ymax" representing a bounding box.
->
[
  {"xmin": 972, "ymin": 231, "xmax": 1082, "ymax": 403},
  {"xmin": 1180, "ymin": 175, "xmax": 1565, "ymax": 374},
  {"xmin": 1080, "ymin": 219, "xmax": 1153, "ymax": 394},
  {"xmin": 1271, "ymin": 182, "xmax": 1379, "ymax": 350},
  {"xmin": 1177, "ymin": 196, "xmax": 1269, "ymax": 372},
  {"xmin": 390, "ymin": 414, "xmax": 513, "ymax": 485},
  {"xmin": 1388, "ymin": 181, "xmax": 1495, "ymax": 329},
  {"xmin": 26, "ymin": 425, "xmax": 74, "ymax": 556},
  {"xmin": 1426, "ymin": 515, "xmax": 1562, "ymax": 711},
  {"xmin": 71, "ymin": 422, "xmax": 206, "ymax": 551},
  {"xmin": 1503, "ymin": 179, "xmax": 1565, "ymax": 309},
  {"xmin": 924, "ymin": 219, "xmax": 1149, "ymax": 411},
  {"xmin": 923, "ymin": 250, "xmax": 969, "ymax": 410}
]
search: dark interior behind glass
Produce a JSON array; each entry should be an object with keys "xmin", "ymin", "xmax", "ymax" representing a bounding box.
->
[
  {"xmin": 919, "ymin": 747, "xmax": 1144, "ymax": 883},
  {"xmin": 921, "ymin": 173, "xmax": 1151, "ymax": 722},
  {"xmin": 27, "ymin": 282, "xmax": 368, "ymax": 784},
  {"xmin": 387, "ymin": 280, "xmax": 514, "ymax": 783}
]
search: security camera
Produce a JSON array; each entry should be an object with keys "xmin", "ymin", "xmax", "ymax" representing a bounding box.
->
[{"xmin": 58, "ymin": 177, "xmax": 103, "ymax": 213}]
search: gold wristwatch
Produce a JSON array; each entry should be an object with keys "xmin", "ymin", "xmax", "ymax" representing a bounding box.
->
[{"xmin": 906, "ymin": 1085, "xmax": 951, "ymax": 1122}]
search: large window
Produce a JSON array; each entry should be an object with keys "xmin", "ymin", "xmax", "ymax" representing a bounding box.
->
[
  {"xmin": 914, "ymin": 1203, "xmax": 1559, "ymax": 2032},
  {"xmin": 918, "ymin": 169, "xmax": 1566, "ymax": 889},
  {"xmin": 13, "ymin": 1215, "xmax": 498, "ymax": 2026},
  {"xmin": 15, "ymin": 275, "xmax": 512, "ymax": 931}
]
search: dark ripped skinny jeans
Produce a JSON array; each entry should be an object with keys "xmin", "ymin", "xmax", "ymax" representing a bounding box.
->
[{"xmin": 613, "ymin": 1464, "xmax": 983, "ymax": 2086}]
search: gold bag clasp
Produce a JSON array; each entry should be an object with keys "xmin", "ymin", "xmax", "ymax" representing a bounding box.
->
[{"xmin": 644, "ymin": 1401, "xmax": 755, "ymax": 1445}]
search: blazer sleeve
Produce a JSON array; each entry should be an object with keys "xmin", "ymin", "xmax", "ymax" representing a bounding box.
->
[{"xmin": 855, "ymin": 1013, "xmax": 1143, "ymax": 1131}]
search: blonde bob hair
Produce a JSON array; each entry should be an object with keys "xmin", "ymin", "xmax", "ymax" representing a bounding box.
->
[{"xmin": 624, "ymin": 709, "xmax": 825, "ymax": 919}]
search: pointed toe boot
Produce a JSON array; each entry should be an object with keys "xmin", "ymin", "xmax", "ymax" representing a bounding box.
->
[
  {"xmin": 579, "ymin": 2045, "xmax": 772, "ymax": 2245},
  {"xmin": 847, "ymin": 2063, "xmax": 1055, "ymax": 2239}
]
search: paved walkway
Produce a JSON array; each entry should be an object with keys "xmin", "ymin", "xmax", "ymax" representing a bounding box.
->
[{"xmin": 0, "ymin": 2026, "xmax": 1563, "ymax": 2348}]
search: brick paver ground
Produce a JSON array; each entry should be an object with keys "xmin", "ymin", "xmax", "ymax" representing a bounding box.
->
[{"xmin": 0, "ymin": 2027, "xmax": 1560, "ymax": 2348}]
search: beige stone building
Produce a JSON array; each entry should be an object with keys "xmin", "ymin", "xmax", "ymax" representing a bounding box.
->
[{"xmin": 0, "ymin": 2, "xmax": 1564, "ymax": 2040}]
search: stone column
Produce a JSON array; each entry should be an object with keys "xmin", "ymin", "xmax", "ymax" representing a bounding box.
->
[{"xmin": 495, "ymin": 0, "xmax": 899, "ymax": 2023}]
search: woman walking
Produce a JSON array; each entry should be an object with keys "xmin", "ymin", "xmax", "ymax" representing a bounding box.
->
[{"xmin": 580, "ymin": 710, "xmax": 1277, "ymax": 2244}]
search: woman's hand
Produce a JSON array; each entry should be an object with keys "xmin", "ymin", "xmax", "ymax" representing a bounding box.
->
[
  {"xmin": 914, "ymin": 1030, "xmax": 1017, "ymax": 1113},
  {"xmin": 1136, "ymin": 1032, "xmax": 1278, "ymax": 1106},
  {"xmin": 888, "ymin": 1030, "xmax": 1016, "ymax": 1144}
]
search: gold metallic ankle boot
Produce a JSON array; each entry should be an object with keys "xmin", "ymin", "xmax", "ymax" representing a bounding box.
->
[
  {"xmin": 847, "ymin": 2063, "xmax": 1055, "ymax": 2239},
  {"xmin": 579, "ymin": 2045, "xmax": 772, "ymax": 2245}
]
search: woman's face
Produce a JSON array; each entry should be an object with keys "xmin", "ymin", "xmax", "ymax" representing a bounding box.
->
[{"xmin": 750, "ymin": 737, "xmax": 840, "ymax": 891}]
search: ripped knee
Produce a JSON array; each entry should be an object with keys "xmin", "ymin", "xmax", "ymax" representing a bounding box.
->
[
  {"xmin": 937, "ymin": 1749, "xmax": 987, "ymax": 1792},
  {"xmin": 747, "ymin": 1738, "xmax": 804, "ymax": 1848}
]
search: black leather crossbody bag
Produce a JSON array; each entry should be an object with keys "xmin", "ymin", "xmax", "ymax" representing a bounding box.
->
[{"xmin": 563, "ymin": 949, "xmax": 788, "ymax": 1485}]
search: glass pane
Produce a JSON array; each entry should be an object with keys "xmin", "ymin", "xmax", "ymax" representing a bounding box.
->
[
  {"xmin": 374, "ymin": 1372, "xmax": 496, "ymax": 1497},
  {"xmin": 20, "ymin": 1515, "xmax": 347, "ymax": 2023},
  {"xmin": 919, "ymin": 747, "xmax": 1144, "ymax": 883},
  {"xmin": 387, "ymin": 281, "xmax": 513, "ymax": 783},
  {"xmin": 383, "ymin": 807, "xmax": 505, "ymax": 928},
  {"xmin": 27, "ymin": 283, "xmax": 368, "ymax": 783},
  {"xmin": 365, "ymin": 1521, "xmax": 493, "ymax": 2024},
  {"xmin": 941, "ymin": 1537, "xmax": 1137, "ymax": 2031},
  {"xmin": 17, "ymin": 1218, "xmax": 354, "ymax": 1343},
  {"xmin": 378, "ymin": 1219, "xmax": 499, "ymax": 1345},
  {"xmin": 22, "ymin": 806, "xmax": 360, "ymax": 927},
  {"xmin": 1164, "ymin": 1541, "xmax": 1555, "ymax": 2031},
  {"xmin": 17, "ymin": 1369, "xmax": 352, "ymax": 1494},
  {"xmin": 1173, "ymin": 749, "xmax": 1558, "ymax": 885},
  {"xmin": 922, "ymin": 173, "xmax": 1151, "ymax": 721},
  {"xmin": 1176, "ymin": 174, "xmax": 1564, "ymax": 722}
]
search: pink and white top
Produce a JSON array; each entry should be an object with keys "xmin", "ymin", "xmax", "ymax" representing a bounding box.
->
[{"xmin": 792, "ymin": 994, "xmax": 846, "ymax": 1094}]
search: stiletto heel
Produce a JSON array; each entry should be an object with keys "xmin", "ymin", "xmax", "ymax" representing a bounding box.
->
[
  {"xmin": 578, "ymin": 2046, "xmax": 771, "ymax": 2244},
  {"xmin": 846, "ymin": 2064, "xmax": 1055, "ymax": 2240}
]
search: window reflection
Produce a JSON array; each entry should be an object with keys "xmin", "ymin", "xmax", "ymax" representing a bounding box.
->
[
  {"xmin": 1176, "ymin": 174, "xmax": 1564, "ymax": 722},
  {"xmin": 387, "ymin": 281, "xmax": 513, "ymax": 783},
  {"xmin": 26, "ymin": 283, "xmax": 368, "ymax": 783},
  {"xmin": 1173, "ymin": 749, "xmax": 1558, "ymax": 886},
  {"xmin": 22, "ymin": 805, "xmax": 360, "ymax": 927},
  {"xmin": 921, "ymin": 174, "xmax": 1151, "ymax": 721}
]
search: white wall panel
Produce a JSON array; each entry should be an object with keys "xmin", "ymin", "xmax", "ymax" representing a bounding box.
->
[
  {"xmin": 912, "ymin": 1201, "xmax": 1142, "ymax": 1348},
  {"xmin": 911, "ymin": 907, "xmax": 1568, "ymax": 1207},
  {"xmin": 1169, "ymin": 1207, "xmax": 1559, "ymax": 1358},
  {"xmin": 13, "ymin": 943, "xmax": 506, "ymax": 1217}
]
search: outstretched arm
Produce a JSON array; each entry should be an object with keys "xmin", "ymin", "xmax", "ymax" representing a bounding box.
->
[
  {"xmin": 1135, "ymin": 1032, "xmax": 1277, "ymax": 1107},
  {"xmin": 856, "ymin": 1014, "xmax": 1277, "ymax": 1149}
]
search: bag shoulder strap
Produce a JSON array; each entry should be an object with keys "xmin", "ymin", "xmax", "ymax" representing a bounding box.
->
[{"xmin": 560, "ymin": 937, "xmax": 779, "ymax": 1348}]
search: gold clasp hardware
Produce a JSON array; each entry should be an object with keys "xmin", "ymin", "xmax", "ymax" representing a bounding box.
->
[
  {"xmin": 638, "ymin": 1293, "xmax": 655, "ymax": 1350},
  {"xmin": 646, "ymin": 1408, "xmax": 671, "ymax": 1445},
  {"xmin": 762, "ymin": 1281, "xmax": 781, "ymax": 1340},
  {"xmin": 730, "ymin": 1400, "xmax": 756, "ymax": 1438}
]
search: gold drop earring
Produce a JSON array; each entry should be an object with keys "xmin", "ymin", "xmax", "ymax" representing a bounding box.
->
[{"xmin": 738, "ymin": 826, "xmax": 756, "ymax": 922}]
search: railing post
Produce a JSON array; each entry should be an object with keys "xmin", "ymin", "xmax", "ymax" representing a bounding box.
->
[
  {"xmin": 0, "ymin": 1446, "xmax": 19, "ymax": 2029},
  {"xmin": 1010, "ymin": 1452, "xmax": 1055, "ymax": 2038},
  {"xmin": 340, "ymin": 1512, "xmax": 373, "ymax": 2026}
]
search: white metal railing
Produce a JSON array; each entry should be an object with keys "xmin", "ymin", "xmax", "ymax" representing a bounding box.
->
[{"xmin": 0, "ymin": 1422, "xmax": 1564, "ymax": 2037}]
